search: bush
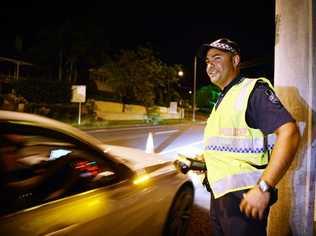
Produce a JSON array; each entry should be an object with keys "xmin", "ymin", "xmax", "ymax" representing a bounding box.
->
[
  {"xmin": 11, "ymin": 78, "xmax": 71, "ymax": 104},
  {"xmin": 145, "ymin": 106, "xmax": 162, "ymax": 125}
]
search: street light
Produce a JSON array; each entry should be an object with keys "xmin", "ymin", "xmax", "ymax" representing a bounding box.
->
[
  {"xmin": 177, "ymin": 70, "xmax": 184, "ymax": 119},
  {"xmin": 178, "ymin": 70, "xmax": 184, "ymax": 77},
  {"xmin": 192, "ymin": 56, "xmax": 197, "ymax": 122}
]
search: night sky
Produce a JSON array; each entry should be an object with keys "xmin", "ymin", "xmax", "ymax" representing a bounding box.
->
[{"xmin": 1, "ymin": 2, "xmax": 275, "ymax": 87}]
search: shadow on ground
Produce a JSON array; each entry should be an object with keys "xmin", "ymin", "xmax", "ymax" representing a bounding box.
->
[{"xmin": 186, "ymin": 204, "xmax": 212, "ymax": 236}]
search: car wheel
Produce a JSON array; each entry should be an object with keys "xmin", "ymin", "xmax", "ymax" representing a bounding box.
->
[{"xmin": 163, "ymin": 186, "xmax": 194, "ymax": 236}]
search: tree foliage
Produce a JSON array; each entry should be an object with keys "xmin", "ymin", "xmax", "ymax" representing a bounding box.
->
[
  {"xmin": 196, "ymin": 84, "xmax": 220, "ymax": 113},
  {"xmin": 12, "ymin": 77, "xmax": 71, "ymax": 103},
  {"xmin": 27, "ymin": 19, "xmax": 109, "ymax": 83},
  {"xmin": 21, "ymin": 19, "xmax": 183, "ymax": 109},
  {"xmin": 101, "ymin": 47, "xmax": 183, "ymax": 110}
]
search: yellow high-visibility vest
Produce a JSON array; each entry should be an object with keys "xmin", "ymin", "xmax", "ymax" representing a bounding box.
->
[{"xmin": 204, "ymin": 77, "xmax": 275, "ymax": 199}]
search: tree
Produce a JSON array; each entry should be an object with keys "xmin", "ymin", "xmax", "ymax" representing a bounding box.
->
[
  {"xmin": 157, "ymin": 64, "xmax": 182, "ymax": 106},
  {"xmin": 27, "ymin": 18, "xmax": 109, "ymax": 84},
  {"xmin": 101, "ymin": 47, "xmax": 183, "ymax": 111},
  {"xmin": 196, "ymin": 84, "xmax": 220, "ymax": 114},
  {"xmin": 12, "ymin": 77, "xmax": 71, "ymax": 104}
]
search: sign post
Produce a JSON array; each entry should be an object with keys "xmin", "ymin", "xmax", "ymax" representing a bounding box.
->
[
  {"xmin": 71, "ymin": 85, "xmax": 86, "ymax": 125},
  {"xmin": 169, "ymin": 101, "xmax": 178, "ymax": 114}
]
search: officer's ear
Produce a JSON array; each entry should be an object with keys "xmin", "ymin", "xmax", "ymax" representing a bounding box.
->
[{"xmin": 232, "ymin": 54, "xmax": 240, "ymax": 68}]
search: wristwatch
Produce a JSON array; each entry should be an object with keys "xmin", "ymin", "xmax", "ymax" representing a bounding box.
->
[
  {"xmin": 257, "ymin": 179, "xmax": 279, "ymax": 205},
  {"xmin": 257, "ymin": 179, "xmax": 273, "ymax": 192}
]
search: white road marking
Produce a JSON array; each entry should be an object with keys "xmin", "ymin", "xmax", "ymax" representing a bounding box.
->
[
  {"xmin": 154, "ymin": 130, "xmax": 178, "ymax": 135},
  {"xmin": 159, "ymin": 140, "xmax": 204, "ymax": 155}
]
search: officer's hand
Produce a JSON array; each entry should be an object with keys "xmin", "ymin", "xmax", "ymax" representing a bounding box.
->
[
  {"xmin": 239, "ymin": 186, "xmax": 270, "ymax": 220},
  {"xmin": 173, "ymin": 156, "xmax": 192, "ymax": 174},
  {"xmin": 194, "ymin": 154, "xmax": 205, "ymax": 162}
]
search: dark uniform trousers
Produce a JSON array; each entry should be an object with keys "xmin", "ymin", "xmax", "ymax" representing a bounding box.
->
[{"xmin": 210, "ymin": 189, "xmax": 269, "ymax": 236}]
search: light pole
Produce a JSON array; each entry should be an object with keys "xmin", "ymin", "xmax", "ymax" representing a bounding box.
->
[
  {"xmin": 177, "ymin": 70, "xmax": 184, "ymax": 119},
  {"xmin": 192, "ymin": 55, "xmax": 197, "ymax": 122}
]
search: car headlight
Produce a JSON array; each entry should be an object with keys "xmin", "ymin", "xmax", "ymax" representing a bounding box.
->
[{"xmin": 133, "ymin": 171, "xmax": 151, "ymax": 185}]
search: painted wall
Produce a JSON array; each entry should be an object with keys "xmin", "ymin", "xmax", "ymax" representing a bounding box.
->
[
  {"xmin": 94, "ymin": 101, "xmax": 181, "ymax": 120},
  {"xmin": 269, "ymin": 1, "xmax": 316, "ymax": 235}
]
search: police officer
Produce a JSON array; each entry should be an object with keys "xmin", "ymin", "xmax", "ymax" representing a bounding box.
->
[{"xmin": 199, "ymin": 38, "xmax": 300, "ymax": 236}]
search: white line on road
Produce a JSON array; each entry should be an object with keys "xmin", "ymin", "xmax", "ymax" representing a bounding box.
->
[
  {"xmin": 154, "ymin": 130, "xmax": 178, "ymax": 135},
  {"xmin": 87, "ymin": 126, "xmax": 151, "ymax": 133},
  {"xmin": 159, "ymin": 140, "xmax": 204, "ymax": 155},
  {"xmin": 87, "ymin": 125, "xmax": 187, "ymax": 134},
  {"xmin": 88, "ymin": 129, "xmax": 179, "ymax": 142}
]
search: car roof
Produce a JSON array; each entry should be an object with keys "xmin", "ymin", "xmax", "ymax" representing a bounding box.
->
[{"xmin": 0, "ymin": 110, "xmax": 104, "ymax": 149}]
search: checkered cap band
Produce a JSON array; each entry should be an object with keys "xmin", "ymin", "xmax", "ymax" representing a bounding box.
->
[{"xmin": 209, "ymin": 42, "xmax": 237, "ymax": 54}]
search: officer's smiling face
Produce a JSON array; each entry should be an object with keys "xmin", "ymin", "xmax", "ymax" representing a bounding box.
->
[{"xmin": 205, "ymin": 48, "xmax": 239, "ymax": 89}]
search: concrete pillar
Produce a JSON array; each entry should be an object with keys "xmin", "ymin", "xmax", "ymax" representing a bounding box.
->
[{"xmin": 269, "ymin": 0, "xmax": 316, "ymax": 235}]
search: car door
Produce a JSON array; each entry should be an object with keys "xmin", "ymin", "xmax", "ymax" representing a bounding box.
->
[{"xmin": 0, "ymin": 123, "xmax": 161, "ymax": 236}]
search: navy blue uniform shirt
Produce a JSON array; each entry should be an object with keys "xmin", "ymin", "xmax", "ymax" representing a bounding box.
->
[{"xmin": 214, "ymin": 76, "xmax": 295, "ymax": 135}]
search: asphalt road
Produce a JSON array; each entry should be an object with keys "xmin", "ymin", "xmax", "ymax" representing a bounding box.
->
[
  {"xmin": 87, "ymin": 123, "xmax": 205, "ymax": 157},
  {"xmin": 186, "ymin": 177, "xmax": 212, "ymax": 236},
  {"xmin": 88, "ymin": 123, "xmax": 213, "ymax": 235},
  {"xmin": 187, "ymin": 204, "xmax": 212, "ymax": 236}
]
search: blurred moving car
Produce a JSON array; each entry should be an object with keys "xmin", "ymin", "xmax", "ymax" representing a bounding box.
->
[{"xmin": 0, "ymin": 110, "xmax": 194, "ymax": 236}]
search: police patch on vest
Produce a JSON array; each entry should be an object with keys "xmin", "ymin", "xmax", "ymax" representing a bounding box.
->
[{"xmin": 264, "ymin": 89, "xmax": 280, "ymax": 104}]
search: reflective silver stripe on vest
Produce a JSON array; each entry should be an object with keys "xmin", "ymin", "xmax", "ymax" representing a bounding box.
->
[
  {"xmin": 205, "ymin": 134, "xmax": 275, "ymax": 153},
  {"xmin": 235, "ymin": 79, "xmax": 253, "ymax": 110},
  {"xmin": 211, "ymin": 170, "xmax": 263, "ymax": 198}
]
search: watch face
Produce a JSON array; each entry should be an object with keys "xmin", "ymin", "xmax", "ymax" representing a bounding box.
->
[{"xmin": 259, "ymin": 180, "xmax": 269, "ymax": 192}]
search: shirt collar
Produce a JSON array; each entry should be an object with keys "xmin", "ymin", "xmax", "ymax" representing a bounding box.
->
[
  {"xmin": 214, "ymin": 75, "xmax": 243, "ymax": 110},
  {"xmin": 221, "ymin": 75, "xmax": 243, "ymax": 95}
]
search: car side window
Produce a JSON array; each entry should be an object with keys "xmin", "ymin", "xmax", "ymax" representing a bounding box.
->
[{"xmin": 0, "ymin": 124, "xmax": 120, "ymax": 216}]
